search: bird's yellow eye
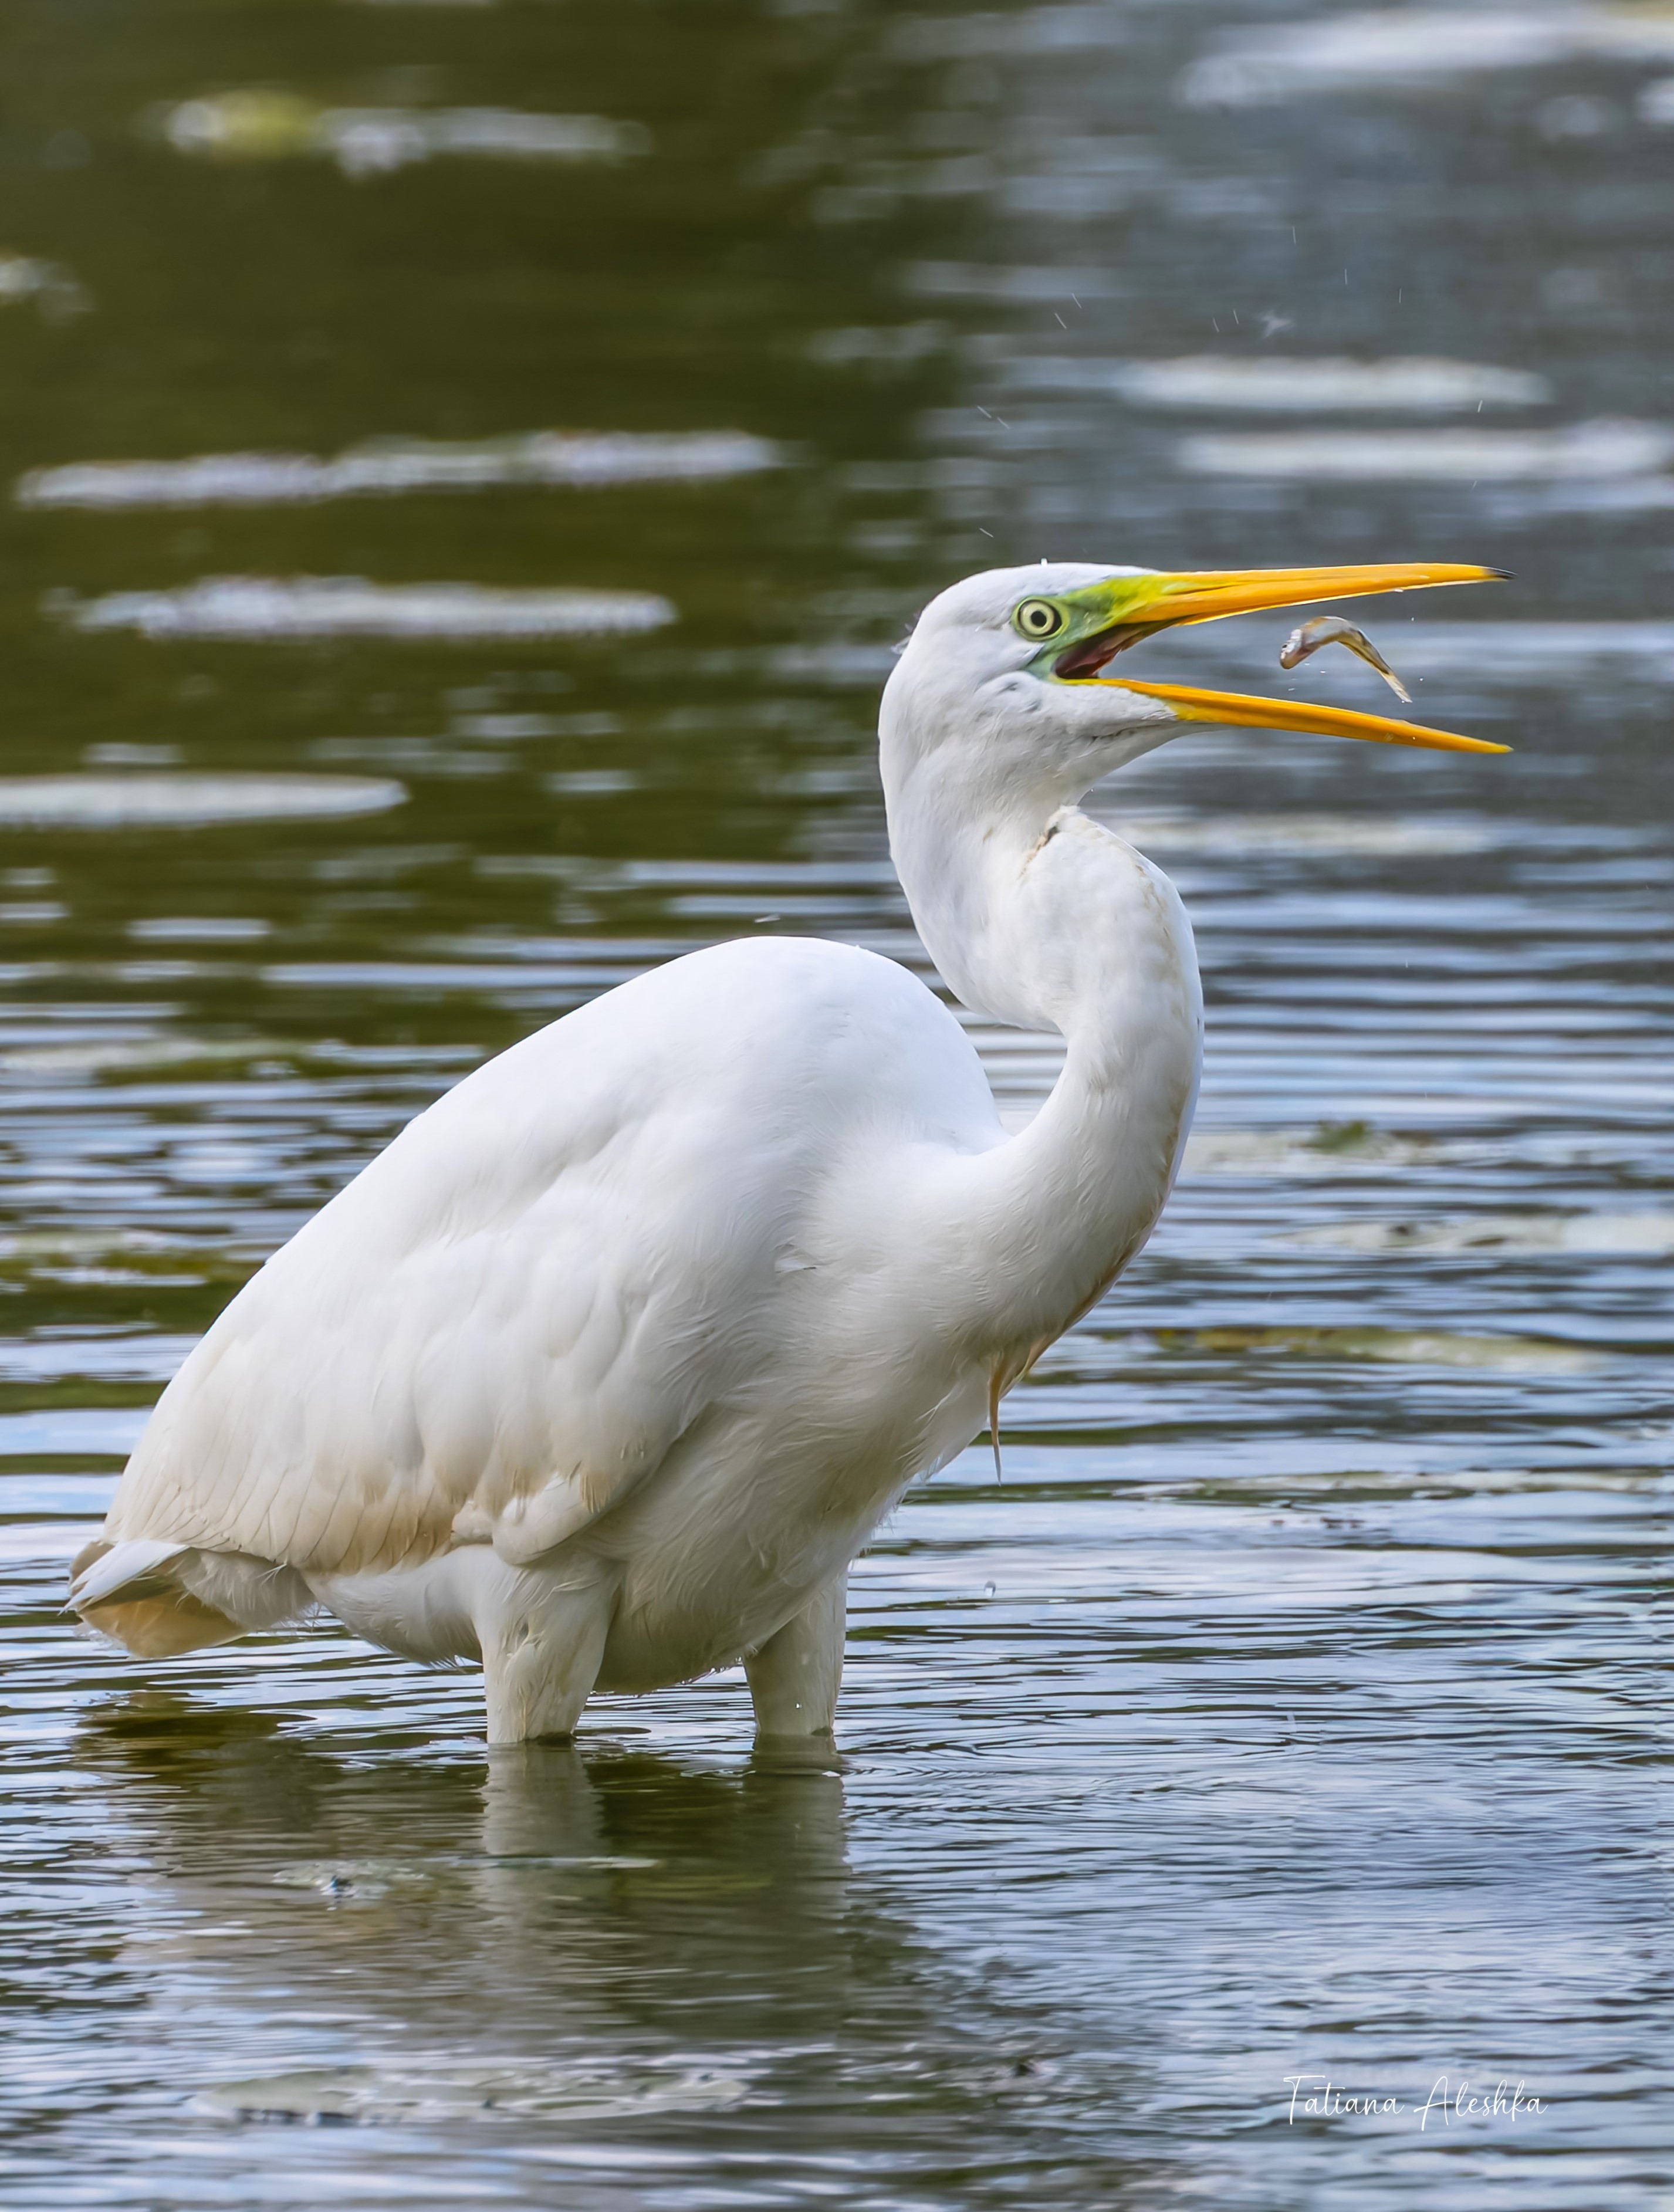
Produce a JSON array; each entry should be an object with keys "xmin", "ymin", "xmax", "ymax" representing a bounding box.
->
[{"xmin": 1014, "ymin": 598, "xmax": 1064, "ymax": 641}]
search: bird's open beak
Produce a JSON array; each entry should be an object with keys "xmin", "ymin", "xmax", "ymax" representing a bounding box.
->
[{"xmin": 1056, "ymin": 561, "xmax": 1510, "ymax": 755}]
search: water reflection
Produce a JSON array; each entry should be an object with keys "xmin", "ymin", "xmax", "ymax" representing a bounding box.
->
[
  {"xmin": 0, "ymin": 0, "xmax": 1668, "ymax": 2200},
  {"xmin": 18, "ymin": 431, "xmax": 781, "ymax": 510},
  {"xmin": 1179, "ymin": 6, "xmax": 1674, "ymax": 110},
  {"xmin": 1000, "ymin": 355, "xmax": 1553, "ymax": 411},
  {"xmin": 55, "ymin": 579, "xmax": 677, "ymax": 641},
  {"xmin": 0, "ymin": 255, "xmax": 89, "ymax": 321},
  {"xmin": 0, "ymin": 774, "xmax": 405, "ymax": 825},
  {"xmin": 154, "ymin": 93, "xmax": 649, "ymax": 178},
  {"xmin": 1178, "ymin": 419, "xmax": 1674, "ymax": 483},
  {"xmin": 59, "ymin": 1694, "xmax": 1115, "ymax": 2202}
]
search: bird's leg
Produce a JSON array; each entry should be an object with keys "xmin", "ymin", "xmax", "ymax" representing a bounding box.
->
[
  {"xmin": 475, "ymin": 1564, "xmax": 614, "ymax": 1746},
  {"xmin": 745, "ymin": 1568, "xmax": 847, "ymax": 1738}
]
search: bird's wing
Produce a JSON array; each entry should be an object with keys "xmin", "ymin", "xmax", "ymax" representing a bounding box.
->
[{"xmin": 98, "ymin": 943, "xmax": 879, "ymax": 1584}]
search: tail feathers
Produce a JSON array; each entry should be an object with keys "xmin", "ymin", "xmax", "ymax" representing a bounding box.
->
[
  {"xmin": 69, "ymin": 1538, "xmax": 312, "ymax": 1658},
  {"xmin": 70, "ymin": 1538, "xmax": 188, "ymax": 1612}
]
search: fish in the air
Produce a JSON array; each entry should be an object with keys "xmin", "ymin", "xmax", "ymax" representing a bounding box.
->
[{"xmin": 1279, "ymin": 615, "xmax": 1412, "ymax": 704}]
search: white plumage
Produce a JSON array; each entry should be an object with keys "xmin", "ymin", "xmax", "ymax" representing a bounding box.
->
[{"xmin": 71, "ymin": 558, "xmax": 1503, "ymax": 1740}]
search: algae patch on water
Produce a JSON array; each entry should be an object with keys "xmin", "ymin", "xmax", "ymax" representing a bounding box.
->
[{"xmin": 1149, "ymin": 1325, "xmax": 1601, "ymax": 1374}]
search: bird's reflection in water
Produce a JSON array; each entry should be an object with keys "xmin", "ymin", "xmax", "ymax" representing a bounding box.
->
[
  {"xmin": 471, "ymin": 1737, "xmax": 859, "ymax": 2050},
  {"xmin": 68, "ymin": 1696, "xmax": 1108, "ymax": 2194}
]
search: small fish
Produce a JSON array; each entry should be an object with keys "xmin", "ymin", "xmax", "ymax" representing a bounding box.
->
[{"xmin": 1279, "ymin": 615, "xmax": 1412, "ymax": 704}]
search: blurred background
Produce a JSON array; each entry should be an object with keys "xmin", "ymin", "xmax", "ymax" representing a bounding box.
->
[{"xmin": 0, "ymin": 2, "xmax": 1669, "ymax": 2206}]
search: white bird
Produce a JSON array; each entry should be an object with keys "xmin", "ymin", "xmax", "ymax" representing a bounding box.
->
[{"xmin": 70, "ymin": 559, "xmax": 1506, "ymax": 1743}]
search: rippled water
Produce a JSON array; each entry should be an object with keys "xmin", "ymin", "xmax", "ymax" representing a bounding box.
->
[{"xmin": 1, "ymin": 4, "xmax": 1669, "ymax": 2205}]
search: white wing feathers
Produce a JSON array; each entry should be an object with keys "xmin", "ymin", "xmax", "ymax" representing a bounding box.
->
[
  {"xmin": 69, "ymin": 1537, "xmax": 187, "ymax": 1611},
  {"xmin": 79, "ymin": 935, "xmax": 997, "ymax": 1645},
  {"xmin": 99, "ymin": 943, "xmax": 850, "ymax": 1585}
]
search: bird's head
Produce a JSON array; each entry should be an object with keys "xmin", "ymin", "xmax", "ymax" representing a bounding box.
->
[{"xmin": 880, "ymin": 559, "xmax": 1507, "ymax": 823}]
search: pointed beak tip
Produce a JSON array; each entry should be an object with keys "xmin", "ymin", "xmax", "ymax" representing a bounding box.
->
[{"xmin": 1076, "ymin": 560, "xmax": 1516, "ymax": 755}]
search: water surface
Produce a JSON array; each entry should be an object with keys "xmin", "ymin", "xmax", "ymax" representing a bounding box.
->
[{"xmin": 0, "ymin": 3, "xmax": 1668, "ymax": 2205}]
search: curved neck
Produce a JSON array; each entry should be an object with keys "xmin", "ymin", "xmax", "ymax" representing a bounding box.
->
[{"xmin": 885, "ymin": 753, "xmax": 1204, "ymax": 1364}]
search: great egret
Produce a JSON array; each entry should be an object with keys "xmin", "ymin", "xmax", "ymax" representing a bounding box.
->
[{"xmin": 70, "ymin": 560, "xmax": 1506, "ymax": 1742}]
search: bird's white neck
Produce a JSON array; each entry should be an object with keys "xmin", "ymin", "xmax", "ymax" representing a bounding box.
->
[{"xmin": 884, "ymin": 744, "xmax": 1204, "ymax": 1368}]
